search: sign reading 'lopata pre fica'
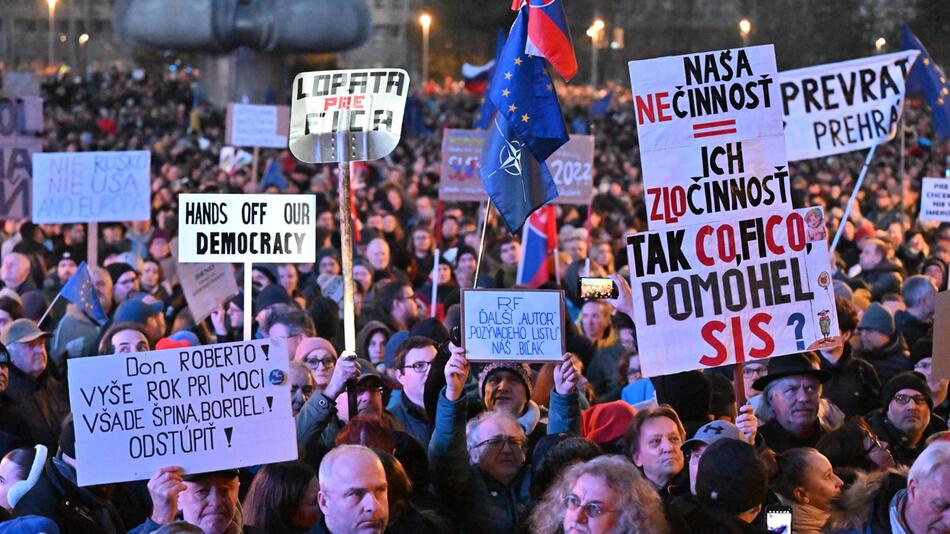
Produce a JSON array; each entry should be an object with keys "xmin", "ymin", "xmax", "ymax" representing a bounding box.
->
[{"xmin": 177, "ymin": 194, "xmax": 316, "ymax": 263}]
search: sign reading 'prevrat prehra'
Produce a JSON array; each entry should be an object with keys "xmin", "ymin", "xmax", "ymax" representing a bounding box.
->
[
  {"xmin": 177, "ymin": 194, "xmax": 317, "ymax": 263},
  {"xmin": 68, "ymin": 338, "xmax": 297, "ymax": 486},
  {"xmin": 461, "ymin": 289, "xmax": 565, "ymax": 362},
  {"xmin": 629, "ymin": 45, "xmax": 792, "ymax": 229},
  {"xmin": 31, "ymin": 150, "xmax": 151, "ymax": 223}
]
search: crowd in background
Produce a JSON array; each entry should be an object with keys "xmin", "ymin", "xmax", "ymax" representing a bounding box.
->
[{"xmin": 0, "ymin": 67, "xmax": 947, "ymax": 533}]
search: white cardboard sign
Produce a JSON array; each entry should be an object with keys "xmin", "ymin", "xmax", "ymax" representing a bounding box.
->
[
  {"xmin": 779, "ymin": 51, "xmax": 919, "ymax": 161},
  {"xmin": 31, "ymin": 151, "xmax": 151, "ymax": 223},
  {"xmin": 226, "ymin": 103, "xmax": 290, "ymax": 149},
  {"xmin": 461, "ymin": 289, "xmax": 565, "ymax": 362},
  {"xmin": 68, "ymin": 338, "xmax": 297, "ymax": 486},
  {"xmin": 177, "ymin": 193, "xmax": 317, "ymax": 263},
  {"xmin": 178, "ymin": 262, "xmax": 240, "ymax": 322},
  {"xmin": 625, "ymin": 206, "xmax": 840, "ymax": 377},
  {"xmin": 920, "ymin": 177, "xmax": 950, "ymax": 222}
]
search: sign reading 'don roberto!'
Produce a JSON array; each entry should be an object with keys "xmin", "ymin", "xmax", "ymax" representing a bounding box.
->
[{"xmin": 178, "ymin": 194, "xmax": 316, "ymax": 263}]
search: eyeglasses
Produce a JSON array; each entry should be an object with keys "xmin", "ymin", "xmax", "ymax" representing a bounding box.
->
[
  {"xmin": 562, "ymin": 494, "xmax": 617, "ymax": 518},
  {"xmin": 304, "ymin": 356, "xmax": 336, "ymax": 369},
  {"xmin": 473, "ymin": 435, "xmax": 526, "ymax": 452},
  {"xmin": 914, "ymin": 361, "xmax": 932, "ymax": 372},
  {"xmin": 893, "ymin": 393, "xmax": 928, "ymax": 406},
  {"xmin": 743, "ymin": 366, "xmax": 768, "ymax": 378},
  {"xmin": 401, "ymin": 361, "xmax": 432, "ymax": 374},
  {"xmin": 864, "ymin": 434, "xmax": 886, "ymax": 454}
]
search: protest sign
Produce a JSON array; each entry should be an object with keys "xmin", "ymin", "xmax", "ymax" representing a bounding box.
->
[
  {"xmin": 438, "ymin": 129, "xmax": 594, "ymax": 205},
  {"xmin": 0, "ymin": 72, "xmax": 41, "ymax": 97},
  {"xmin": 178, "ymin": 262, "xmax": 239, "ymax": 322},
  {"xmin": 178, "ymin": 193, "xmax": 317, "ymax": 263},
  {"xmin": 68, "ymin": 338, "xmax": 297, "ymax": 486},
  {"xmin": 629, "ymin": 45, "xmax": 792, "ymax": 229},
  {"xmin": 225, "ymin": 103, "xmax": 290, "ymax": 149},
  {"xmin": 625, "ymin": 206, "xmax": 839, "ymax": 377},
  {"xmin": 289, "ymin": 68, "xmax": 410, "ymax": 164},
  {"xmin": 219, "ymin": 146, "xmax": 253, "ymax": 174},
  {"xmin": 461, "ymin": 288, "xmax": 565, "ymax": 362},
  {"xmin": 32, "ymin": 150, "xmax": 151, "ymax": 223},
  {"xmin": 933, "ymin": 290, "xmax": 950, "ymax": 380},
  {"xmin": 920, "ymin": 177, "xmax": 950, "ymax": 222},
  {"xmin": 779, "ymin": 51, "xmax": 919, "ymax": 161},
  {"xmin": 0, "ymin": 96, "xmax": 43, "ymax": 219}
]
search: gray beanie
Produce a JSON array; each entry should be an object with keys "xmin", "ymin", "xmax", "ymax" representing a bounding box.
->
[{"xmin": 857, "ymin": 302, "xmax": 895, "ymax": 336}]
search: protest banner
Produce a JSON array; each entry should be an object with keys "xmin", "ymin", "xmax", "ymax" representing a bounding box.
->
[
  {"xmin": 438, "ymin": 128, "xmax": 594, "ymax": 205},
  {"xmin": 177, "ymin": 262, "xmax": 240, "ymax": 322},
  {"xmin": 779, "ymin": 51, "xmax": 919, "ymax": 161},
  {"xmin": 916, "ymin": 177, "xmax": 950, "ymax": 222},
  {"xmin": 0, "ymin": 96, "xmax": 43, "ymax": 218},
  {"xmin": 31, "ymin": 150, "xmax": 151, "ymax": 223},
  {"xmin": 68, "ymin": 338, "xmax": 297, "ymax": 486},
  {"xmin": 629, "ymin": 45, "xmax": 792, "ymax": 229},
  {"xmin": 933, "ymin": 290, "xmax": 950, "ymax": 380},
  {"xmin": 225, "ymin": 103, "xmax": 290, "ymax": 149},
  {"xmin": 461, "ymin": 288, "xmax": 565, "ymax": 362},
  {"xmin": 625, "ymin": 206, "xmax": 839, "ymax": 377}
]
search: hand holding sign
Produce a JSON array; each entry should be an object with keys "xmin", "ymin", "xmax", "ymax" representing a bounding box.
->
[
  {"xmin": 444, "ymin": 343, "xmax": 469, "ymax": 402},
  {"xmin": 325, "ymin": 354, "xmax": 361, "ymax": 400},
  {"xmin": 735, "ymin": 404, "xmax": 758, "ymax": 444},
  {"xmin": 553, "ymin": 352, "xmax": 580, "ymax": 395},
  {"xmin": 147, "ymin": 466, "xmax": 186, "ymax": 525}
]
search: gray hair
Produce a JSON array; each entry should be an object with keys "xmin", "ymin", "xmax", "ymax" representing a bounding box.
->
[
  {"xmin": 529, "ymin": 455, "xmax": 671, "ymax": 534},
  {"xmin": 465, "ymin": 409, "xmax": 523, "ymax": 452},
  {"xmin": 903, "ymin": 275, "xmax": 937, "ymax": 308},
  {"xmin": 318, "ymin": 444, "xmax": 381, "ymax": 490},
  {"xmin": 909, "ymin": 441, "xmax": 950, "ymax": 485}
]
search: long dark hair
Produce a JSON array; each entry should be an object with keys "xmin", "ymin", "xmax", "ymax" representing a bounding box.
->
[
  {"xmin": 816, "ymin": 417, "xmax": 880, "ymax": 473},
  {"xmin": 242, "ymin": 461, "xmax": 317, "ymax": 534}
]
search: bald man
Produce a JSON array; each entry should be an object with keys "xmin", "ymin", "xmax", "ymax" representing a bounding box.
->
[
  {"xmin": 1, "ymin": 253, "xmax": 35, "ymax": 294},
  {"xmin": 318, "ymin": 445, "xmax": 389, "ymax": 534}
]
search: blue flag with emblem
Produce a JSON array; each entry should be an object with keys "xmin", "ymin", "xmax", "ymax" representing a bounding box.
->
[
  {"xmin": 61, "ymin": 261, "xmax": 108, "ymax": 325},
  {"xmin": 901, "ymin": 25, "xmax": 950, "ymax": 140},
  {"xmin": 473, "ymin": 30, "xmax": 508, "ymax": 130},
  {"xmin": 480, "ymin": 5, "xmax": 569, "ymax": 233}
]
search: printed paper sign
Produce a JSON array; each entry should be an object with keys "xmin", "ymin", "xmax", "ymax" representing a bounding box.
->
[
  {"xmin": 0, "ymin": 97, "xmax": 43, "ymax": 219},
  {"xmin": 461, "ymin": 289, "xmax": 565, "ymax": 362},
  {"xmin": 226, "ymin": 103, "xmax": 290, "ymax": 149},
  {"xmin": 178, "ymin": 262, "xmax": 239, "ymax": 322},
  {"xmin": 289, "ymin": 68, "xmax": 410, "ymax": 163},
  {"xmin": 68, "ymin": 338, "xmax": 297, "ymax": 486},
  {"xmin": 625, "ymin": 206, "xmax": 839, "ymax": 377},
  {"xmin": 178, "ymin": 193, "xmax": 317, "ymax": 263},
  {"xmin": 920, "ymin": 177, "xmax": 950, "ymax": 222},
  {"xmin": 32, "ymin": 150, "xmax": 151, "ymax": 223},
  {"xmin": 779, "ymin": 51, "xmax": 919, "ymax": 161},
  {"xmin": 438, "ymin": 129, "xmax": 594, "ymax": 205},
  {"xmin": 629, "ymin": 46, "xmax": 791, "ymax": 229}
]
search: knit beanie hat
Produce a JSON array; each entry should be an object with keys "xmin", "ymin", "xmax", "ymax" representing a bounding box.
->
[
  {"xmin": 881, "ymin": 371, "xmax": 932, "ymax": 410},
  {"xmin": 106, "ymin": 262, "xmax": 136, "ymax": 284},
  {"xmin": 695, "ymin": 439, "xmax": 767, "ymax": 515},
  {"xmin": 581, "ymin": 401, "xmax": 637, "ymax": 446},
  {"xmin": 857, "ymin": 302, "xmax": 895, "ymax": 336},
  {"xmin": 478, "ymin": 362, "xmax": 533, "ymax": 400},
  {"xmin": 651, "ymin": 371, "xmax": 711, "ymax": 423},
  {"xmin": 909, "ymin": 337, "xmax": 933, "ymax": 368},
  {"xmin": 294, "ymin": 336, "xmax": 338, "ymax": 362}
]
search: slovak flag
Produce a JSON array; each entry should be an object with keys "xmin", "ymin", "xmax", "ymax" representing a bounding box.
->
[
  {"xmin": 516, "ymin": 204, "xmax": 558, "ymax": 287},
  {"xmin": 513, "ymin": 0, "xmax": 577, "ymax": 82}
]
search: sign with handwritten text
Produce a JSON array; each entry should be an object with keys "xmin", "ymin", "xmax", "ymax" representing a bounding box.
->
[{"xmin": 461, "ymin": 289, "xmax": 565, "ymax": 362}]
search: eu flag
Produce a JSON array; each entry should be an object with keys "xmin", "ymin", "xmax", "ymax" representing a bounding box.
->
[
  {"xmin": 61, "ymin": 261, "xmax": 108, "ymax": 325},
  {"xmin": 473, "ymin": 30, "xmax": 508, "ymax": 130},
  {"xmin": 480, "ymin": 5, "xmax": 569, "ymax": 233},
  {"xmin": 902, "ymin": 25, "xmax": 950, "ymax": 140}
]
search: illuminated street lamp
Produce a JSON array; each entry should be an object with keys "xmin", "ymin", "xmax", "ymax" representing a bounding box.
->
[
  {"xmin": 586, "ymin": 19, "xmax": 605, "ymax": 87},
  {"xmin": 739, "ymin": 18, "xmax": 751, "ymax": 47},
  {"xmin": 875, "ymin": 37, "xmax": 886, "ymax": 52},
  {"xmin": 420, "ymin": 13, "xmax": 432, "ymax": 82},
  {"xmin": 78, "ymin": 33, "xmax": 89, "ymax": 46},
  {"xmin": 48, "ymin": 0, "xmax": 57, "ymax": 66}
]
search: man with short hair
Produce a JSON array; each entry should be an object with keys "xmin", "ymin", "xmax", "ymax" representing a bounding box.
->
[
  {"xmin": 317, "ymin": 445, "xmax": 389, "ymax": 534},
  {"xmin": 855, "ymin": 238, "xmax": 904, "ymax": 300},
  {"xmin": 390, "ymin": 336, "xmax": 438, "ymax": 444},
  {"xmin": 855, "ymin": 302, "xmax": 911, "ymax": 385},
  {"xmin": 50, "ymin": 265, "xmax": 112, "ymax": 374},
  {"xmin": 494, "ymin": 236, "xmax": 520, "ymax": 287},
  {"xmin": 263, "ymin": 303, "xmax": 316, "ymax": 359},
  {"xmin": 819, "ymin": 296, "xmax": 882, "ymax": 418},
  {"xmin": 867, "ymin": 371, "xmax": 948, "ymax": 467},
  {"xmin": 376, "ymin": 281, "xmax": 419, "ymax": 332},
  {"xmin": 754, "ymin": 353, "xmax": 833, "ymax": 452},
  {"xmin": 895, "ymin": 275, "xmax": 937, "ymax": 348},
  {"xmin": 2, "ymin": 319, "xmax": 69, "ymax": 450},
  {"xmin": 107, "ymin": 262, "xmax": 140, "ymax": 304},
  {"xmin": 0, "ymin": 253, "xmax": 35, "ymax": 295},
  {"xmin": 623, "ymin": 405, "xmax": 687, "ymax": 503},
  {"xmin": 365, "ymin": 238, "xmax": 391, "ymax": 273}
]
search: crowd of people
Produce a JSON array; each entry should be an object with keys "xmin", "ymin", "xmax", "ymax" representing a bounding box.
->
[{"xmin": 0, "ymin": 65, "xmax": 948, "ymax": 533}]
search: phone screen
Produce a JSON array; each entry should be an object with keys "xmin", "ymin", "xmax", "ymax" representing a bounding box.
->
[
  {"xmin": 766, "ymin": 507, "xmax": 792, "ymax": 534},
  {"xmin": 578, "ymin": 277, "xmax": 618, "ymax": 300}
]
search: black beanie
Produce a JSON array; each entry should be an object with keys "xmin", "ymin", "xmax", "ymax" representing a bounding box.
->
[
  {"xmin": 651, "ymin": 371, "xmax": 712, "ymax": 423},
  {"xmin": 106, "ymin": 262, "xmax": 136, "ymax": 284},
  {"xmin": 909, "ymin": 337, "xmax": 933, "ymax": 369},
  {"xmin": 696, "ymin": 439, "xmax": 767, "ymax": 515},
  {"xmin": 881, "ymin": 371, "xmax": 932, "ymax": 410}
]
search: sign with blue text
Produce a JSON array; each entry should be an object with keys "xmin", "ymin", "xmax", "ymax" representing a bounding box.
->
[{"xmin": 461, "ymin": 289, "xmax": 565, "ymax": 362}]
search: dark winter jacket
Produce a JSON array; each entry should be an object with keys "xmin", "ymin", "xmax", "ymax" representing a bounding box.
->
[
  {"xmin": 389, "ymin": 390, "xmax": 434, "ymax": 446},
  {"xmin": 893, "ymin": 310, "xmax": 931, "ymax": 349},
  {"xmin": 856, "ymin": 335, "xmax": 910, "ymax": 386},
  {"xmin": 866, "ymin": 408, "xmax": 947, "ymax": 467},
  {"xmin": 760, "ymin": 419, "xmax": 827, "ymax": 454},
  {"xmin": 854, "ymin": 259, "xmax": 904, "ymax": 301},
  {"xmin": 824, "ymin": 468, "xmax": 908, "ymax": 534},
  {"xmin": 5, "ymin": 367, "xmax": 70, "ymax": 451},
  {"xmin": 668, "ymin": 494, "xmax": 772, "ymax": 534},
  {"xmin": 819, "ymin": 346, "xmax": 882, "ymax": 418}
]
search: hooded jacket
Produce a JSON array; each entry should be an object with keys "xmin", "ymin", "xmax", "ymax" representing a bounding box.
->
[{"xmin": 824, "ymin": 468, "xmax": 908, "ymax": 534}]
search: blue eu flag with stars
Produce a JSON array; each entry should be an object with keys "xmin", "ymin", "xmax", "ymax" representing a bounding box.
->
[
  {"xmin": 902, "ymin": 25, "xmax": 950, "ymax": 140},
  {"xmin": 61, "ymin": 261, "xmax": 108, "ymax": 325},
  {"xmin": 480, "ymin": 5, "xmax": 569, "ymax": 233}
]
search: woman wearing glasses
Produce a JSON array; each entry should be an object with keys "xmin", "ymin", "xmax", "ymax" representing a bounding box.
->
[
  {"xmin": 816, "ymin": 417, "xmax": 895, "ymax": 476},
  {"xmin": 294, "ymin": 337, "xmax": 338, "ymax": 395}
]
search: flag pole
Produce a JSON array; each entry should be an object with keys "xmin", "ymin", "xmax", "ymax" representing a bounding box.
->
[
  {"xmin": 473, "ymin": 199, "xmax": 493, "ymax": 288},
  {"xmin": 37, "ymin": 292, "xmax": 63, "ymax": 327},
  {"xmin": 553, "ymin": 248, "xmax": 561, "ymax": 287},
  {"xmin": 430, "ymin": 247, "xmax": 439, "ymax": 317},
  {"xmin": 831, "ymin": 143, "xmax": 879, "ymax": 253}
]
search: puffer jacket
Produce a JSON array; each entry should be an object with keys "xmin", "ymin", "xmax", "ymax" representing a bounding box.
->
[{"xmin": 823, "ymin": 468, "xmax": 908, "ymax": 534}]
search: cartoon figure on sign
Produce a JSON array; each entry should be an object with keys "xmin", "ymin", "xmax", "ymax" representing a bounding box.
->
[
  {"xmin": 804, "ymin": 208, "xmax": 826, "ymax": 242},
  {"xmin": 817, "ymin": 271, "xmax": 831, "ymax": 289},
  {"xmin": 817, "ymin": 310, "xmax": 832, "ymax": 344}
]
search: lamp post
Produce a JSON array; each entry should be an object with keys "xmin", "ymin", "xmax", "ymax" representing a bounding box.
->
[
  {"xmin": 48, "ymin": 0, "xmax": 57, "ymax": 66},
  {"xmin": 586, "ymin": 19, "xmax": 605, "ymax": 87},
  {"xmin": 875, "ymin": 37, "xmax": 886, "ymax": 53},
  {"xmin": 420, "ymin": 13, "xmax": 431, "ymax": 83},
  {"xmin": 739, "ymin": 18, "xmax": 751, "ymax": 47}
]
